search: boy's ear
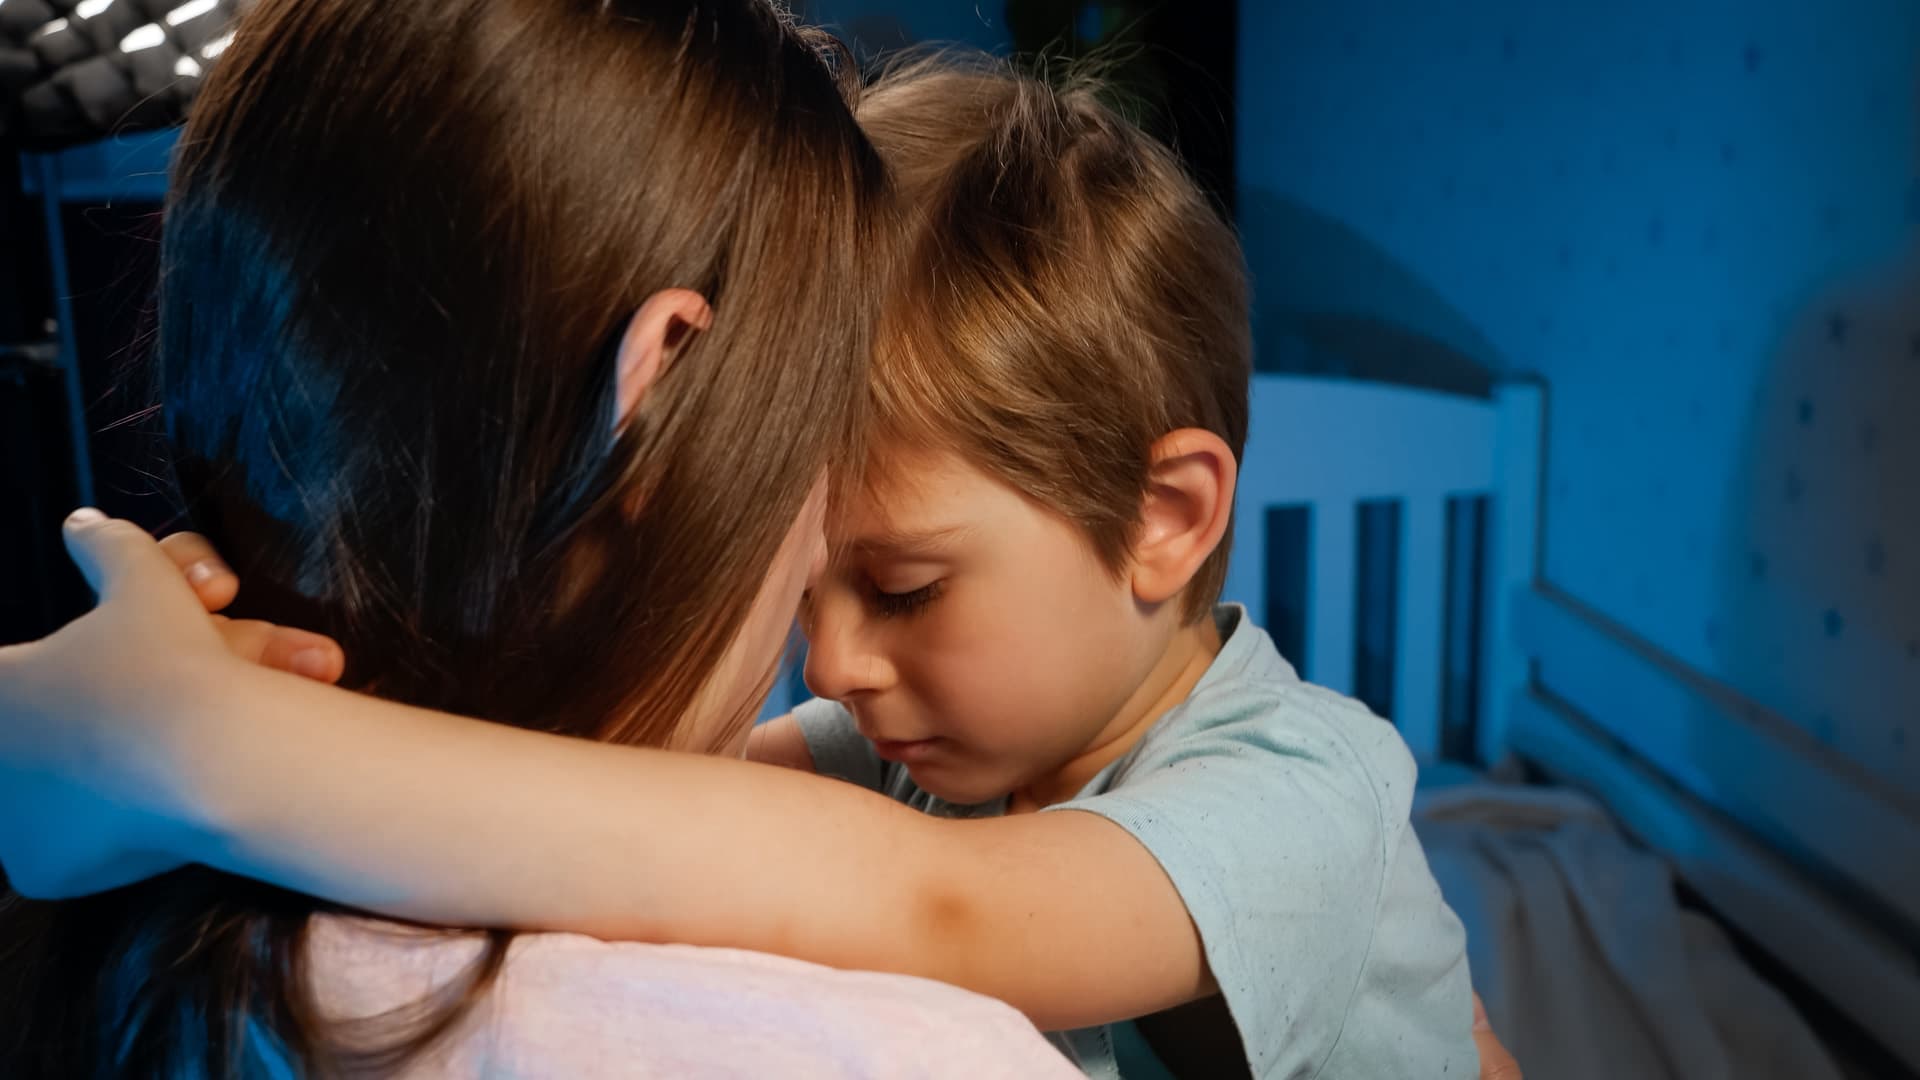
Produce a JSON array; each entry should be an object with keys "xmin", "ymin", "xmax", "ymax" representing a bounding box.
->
[
  {"xmin": 1130, "ymin": 429, "xmax": 1237, "ymax": 607},
  {"xmin": 614, "ymin": 288, "xmax": 713, "ymax": 429}
]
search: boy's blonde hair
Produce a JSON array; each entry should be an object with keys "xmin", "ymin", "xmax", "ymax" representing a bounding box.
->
[{"xmin": 857, "ymin": 53, "xmax": 1252, "ymax": 622}]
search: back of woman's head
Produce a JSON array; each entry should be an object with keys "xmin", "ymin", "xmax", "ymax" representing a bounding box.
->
[
  {"xmin": 0, "ymin": 2, "xmax": 888, "ymax": 1076},
  {"xmin": 166, "ymin": 0, "xmax": 887, "ymax": 747}
]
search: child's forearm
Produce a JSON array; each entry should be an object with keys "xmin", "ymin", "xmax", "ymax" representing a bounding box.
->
[
  {"xmin": 0, "ymin": 511, "xmax": 1197, "ymax": 1027},
  {"xmin": 177, "ymin": 662, "xmax": 885, "ymax": 934},
  {"xmin": 743, "ymin": 714, "xmax": 817, "ymax": 771},
  {"xmin": 159, "ymin": 660, "xmax": 1207, "ymax": 1029}
]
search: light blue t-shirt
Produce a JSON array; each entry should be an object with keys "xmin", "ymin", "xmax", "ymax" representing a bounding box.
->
[{"xmin": 793, "ymin": 604, "xmax": 1478, "ymax": 1080}]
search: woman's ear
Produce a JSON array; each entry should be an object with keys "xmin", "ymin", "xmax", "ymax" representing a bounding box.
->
[
  {"xmin": 1130, "ymin": 429, "xmax": 1237, "ymax": 607},
  {"xmin": 614, "ymin": 288, "xmax": 713, "ymax": 429}
]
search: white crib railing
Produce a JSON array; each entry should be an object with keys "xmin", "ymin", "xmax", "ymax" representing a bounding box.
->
[{"xmin": 1220, "ymin": 374, "xmax": 1543, "ymax": 763}]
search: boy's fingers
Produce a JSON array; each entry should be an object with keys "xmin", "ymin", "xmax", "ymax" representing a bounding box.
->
[
  {"xmin": 1475, "ymin": 1028, "xmax": 1522, "ymax": 1080},
  {"xmin": 60, "ymin": 509, "xmax": 199, "ymax": 609},
  {"xmin": 215, "ymin": 619, "xmax": 346, "ymax": 683},
  {"xmin": 158, "ymin": 531, "xmax": 240, "ymax": 613},
  {"xmin": 1472, "ymin": 994, "xmax": 1523, "ymax": 1080}
]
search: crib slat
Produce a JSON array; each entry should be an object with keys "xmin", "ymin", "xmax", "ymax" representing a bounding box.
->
[
  {"xmin": 1479, "ymin": 380, "xmax": 1545, "ymax": 765},
  {"xmin": 1394, "ymin": 496, "xmax": 1446, "ymax": 758},
  {"xmin": 1309, "ymin": 500, "xmax": 1356, "ymax": 694},
  {"xmin": 1224, "ymin": 501, "xmax": 1267, "ymax": 627}
]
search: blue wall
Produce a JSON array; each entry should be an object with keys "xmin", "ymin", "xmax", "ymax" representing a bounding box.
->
[
  {"xmin": 1238, "ymin": 1, "xmax": 1920, "ymax": 796},
  {"xmin": 799, "ymin": 0, "xmax": 1010, "ymax": 56}
]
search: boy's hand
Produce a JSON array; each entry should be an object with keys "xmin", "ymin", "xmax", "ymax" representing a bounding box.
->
[
  {"xmin": 158, "ymin": 531, "xmax": 345, "ymax": 683},
  {"xmin": 1475, "ymin": 993, "xmax": 1522, "ymax": 1080},
  {"xmin": 0, "ymin": 511, "xmax": 336, "ymax": 899}
]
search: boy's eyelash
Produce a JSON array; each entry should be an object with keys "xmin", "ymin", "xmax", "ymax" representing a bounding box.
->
[{"xmin": 870, "ymin": 580, "xmax": 943, "ymax": 619}]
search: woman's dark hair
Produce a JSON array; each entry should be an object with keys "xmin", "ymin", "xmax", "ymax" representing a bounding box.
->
[{"xmin": 0, "ymin": 0, "xmax": 889, "ymax": 1074}]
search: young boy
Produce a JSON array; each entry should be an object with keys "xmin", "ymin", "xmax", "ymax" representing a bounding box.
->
[
  {"xmin": 745, "ymin": 58, "xmax": 1478, "ymax": 1077},
  {"xmin": 19, "ymin": 60, "xmax": 1480, "ymax": 1078}
]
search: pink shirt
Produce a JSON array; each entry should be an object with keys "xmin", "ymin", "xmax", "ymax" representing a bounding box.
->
[{"xmin": 303, "ymin": 915, "xmax": 1079, "ymax": 1077}]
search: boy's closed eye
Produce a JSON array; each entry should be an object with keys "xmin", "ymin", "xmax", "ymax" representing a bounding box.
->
[{"xmin": 868, "ymin": 578, "xmax": 944, "ymax": 618}]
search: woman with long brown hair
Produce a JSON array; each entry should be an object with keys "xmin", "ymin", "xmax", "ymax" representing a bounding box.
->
[{"xmin": 0, "ymin": 0, "xmax": 1075, "ymax": 1074}]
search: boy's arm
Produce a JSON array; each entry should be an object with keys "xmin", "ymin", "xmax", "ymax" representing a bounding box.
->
[
  {"xmin": 172, "ymin": 664, "xmax": 1207, "ymax": 1030},
  {"xmin": 0, "ymin": 515, "xmax": 1204, "ymax": 1028},
  {"xmin": 743, "ymin": 715, "xmax": 817, "ymax": 772}
]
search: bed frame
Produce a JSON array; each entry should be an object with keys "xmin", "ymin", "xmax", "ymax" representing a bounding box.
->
[
  {"xmin": 1223, "ymin": 373, "xmax": 1920, "ymax": 1072},
  {"xmin": 1220, "ymin": 375, "xmax": 1542, "ymax": 766}
]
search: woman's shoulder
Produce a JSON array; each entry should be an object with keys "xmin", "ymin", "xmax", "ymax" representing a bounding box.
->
[{"xmin": 305, "ymin": 914, "xmax": 1077, "ymax": 1078}]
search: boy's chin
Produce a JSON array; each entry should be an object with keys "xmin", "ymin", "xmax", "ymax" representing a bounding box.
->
[{"xmin": 905, "ymin": 763, "xmax": 1013, "ymax": 809}]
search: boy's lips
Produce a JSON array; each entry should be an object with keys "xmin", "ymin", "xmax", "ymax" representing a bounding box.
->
[{"xmin": 870, "ymin": 736, "xmax": 943, "ymax": 764}]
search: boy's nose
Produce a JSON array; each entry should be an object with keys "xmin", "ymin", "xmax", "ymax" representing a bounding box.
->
[{"xmin": 801, "ymin": 596, "xmax": 896, "ymax": 702}]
